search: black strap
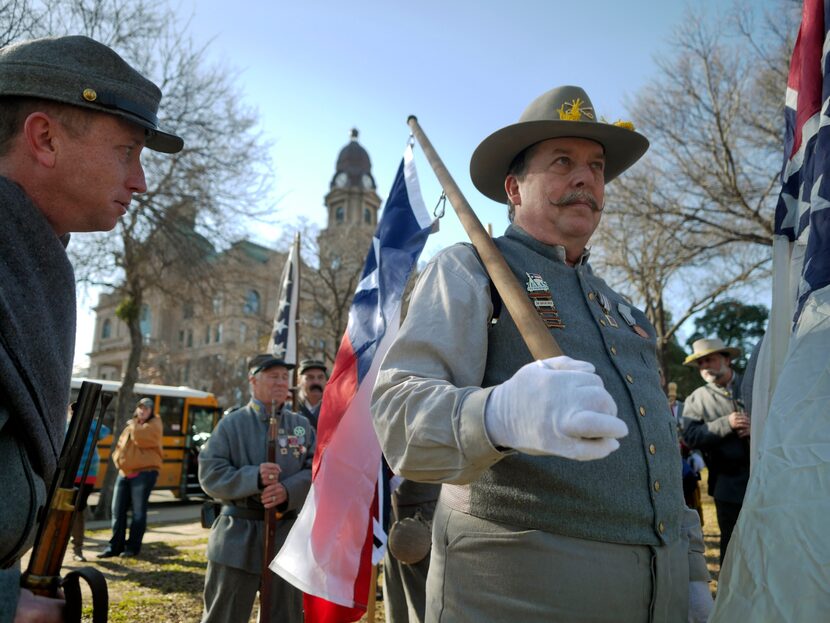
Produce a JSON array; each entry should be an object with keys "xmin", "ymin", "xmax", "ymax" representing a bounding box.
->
[{"xmin": 62, "ymin": 566, "xmax": 108, "ymax": 623}]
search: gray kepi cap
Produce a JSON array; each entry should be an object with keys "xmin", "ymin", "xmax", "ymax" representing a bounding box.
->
[{"xmin": 0, "ymin": 35, "xmax": 183, "ymax": 153}]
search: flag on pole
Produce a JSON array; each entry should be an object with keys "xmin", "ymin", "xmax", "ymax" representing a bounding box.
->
[
  {"xmin": 268, "ymin": 233, "xmax": 300, "ymax": 365},
  {"xmin": 271, "ymin": 143, "xmax": 433, "ymax": 622},
  {"xmin": 711, "ymin": 1, "xmax": 830, "ymax": 619}
]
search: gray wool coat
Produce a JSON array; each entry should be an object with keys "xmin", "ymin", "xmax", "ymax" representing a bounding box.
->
[{"xmin": 198, "ymin": 400, "xmax": 315, "ymax": 574}]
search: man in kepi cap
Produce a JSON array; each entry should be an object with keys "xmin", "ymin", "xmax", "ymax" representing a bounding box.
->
[
  {"xmin": 296, "ymin": 358, "xmax": 328, "ymax": 429},
  {"xmin": 681, "ymin": 337, "xmax": 750, "ymax": 565},
  {"xmin": 198, "ymin": 354, "xmax": 315, "ymax": 623},
  {"xmin": 0, "ymin": 35, "xmax": 182, "ymax": 622},
  {"xmin": 372, "ymin": 86, "xmax": 712, "ymax": 622}
]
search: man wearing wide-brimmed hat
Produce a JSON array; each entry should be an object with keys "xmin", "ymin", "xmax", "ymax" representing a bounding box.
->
[
  {"xmin": 0, "ymin": 35, "xmax": 182, "ymax": 622},
  {"xmin": 681, "ymin": 337, "xmax": 751, "ymax": 566},
  {"xmin": 373, "ymin": 85, "xmax": 711, "ymax": 622},
  {"xmin": 198, "ymin": 354, "xmax": 315, "ymax": 623}
]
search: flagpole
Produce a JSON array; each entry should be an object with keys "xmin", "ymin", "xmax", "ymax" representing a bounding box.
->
[
  {"xmin": 292, "ymin": 232, "xmax": 301, "ymax": 411},
  {"xmin": 406, "ymin": 116, "xmax": 563, "ymax": 360}
]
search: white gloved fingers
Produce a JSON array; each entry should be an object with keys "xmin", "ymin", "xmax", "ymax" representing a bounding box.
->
[
  {"xmin": 575, "ymin": 384, "xmax": 618, "ymax": 417},
  {"xmin": 561, "ymin": 437, "xmax": 621, "ymax": 461},
  {"xmin": 561, "ymin": 411, "xmax": 629, "ymax": 440},
  {"xmin": 537, "ymin": 355, "xmax": 596, "ymax": 374}
]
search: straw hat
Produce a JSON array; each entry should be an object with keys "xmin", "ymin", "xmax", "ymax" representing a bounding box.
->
[{"xmin": 683, "ymin": 338, "xmax": 741, "ymax": 367}]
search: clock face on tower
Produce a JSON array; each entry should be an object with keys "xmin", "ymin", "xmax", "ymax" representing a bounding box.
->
[
  {"xmin": 334, "ymin": 172, "xmax": 348, "ymax": 187},
  {"xmin": 361, "ymin": 174, "xmax": 373, "ymax": 189}
]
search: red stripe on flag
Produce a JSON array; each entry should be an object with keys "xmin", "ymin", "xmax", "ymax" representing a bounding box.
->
[
  {"xmin": 303, "ymin": 491, "xmax": 377, "ymax": 623},
  {"xmin": 789, "ymin": 0, "xmax": 825, "ymax": 157},
  {"xmin": 313, "ymin": 331, "xmax": 358, "ymax": 475}
]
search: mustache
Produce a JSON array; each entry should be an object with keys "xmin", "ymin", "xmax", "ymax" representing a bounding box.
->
[
  {"xmin": 549, "ymin": 191, "xmax": 601, "ymax": 212},
  {"xmin": 307, "ymin": 384, "xmax": 324, "ymax": 393}
]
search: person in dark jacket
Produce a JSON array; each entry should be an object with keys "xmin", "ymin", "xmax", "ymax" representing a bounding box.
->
[{"xmin": 681, "ymin": 337, "xmax": 751, "ymax": 564}]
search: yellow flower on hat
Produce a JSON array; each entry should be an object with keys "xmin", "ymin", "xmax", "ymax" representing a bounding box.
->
[
  {"xmin": 557, "ymin": 97, "xmax": 594, "ymax": 122},
  {"xmin": 613, "ymin": 120, "xmax": 636, "ymax": 131}
]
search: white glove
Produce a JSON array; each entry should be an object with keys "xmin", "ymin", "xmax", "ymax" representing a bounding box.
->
[
  {"xmin": 484, "ymin": 356, "xmax": 628, "ymax": 461},
  {"xmin": 687, "ymin": 580, "xmax": 713, "ymax": 623}
]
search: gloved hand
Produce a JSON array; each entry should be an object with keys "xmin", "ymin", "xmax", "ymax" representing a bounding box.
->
[
  {"xmin": 484, "ymin": 356, "xmax": 628, "ymax": 460},
  {"xmin": 687, "ymin": 580, "xmax": 713, "ymax": 623}
]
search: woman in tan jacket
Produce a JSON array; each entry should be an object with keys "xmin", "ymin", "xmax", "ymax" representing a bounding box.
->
[{"xmin": 98, "ymin": 397, "xmax": 163, "ymax": 558}]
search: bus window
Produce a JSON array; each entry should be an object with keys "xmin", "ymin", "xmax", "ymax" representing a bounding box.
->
[
  {"xmin": 159, "ymin": 395, "xmax": 186, "ymax": 436},
  {"xmin": 188, "ymin": 405, "xmax": 217, "ymax": 451}
]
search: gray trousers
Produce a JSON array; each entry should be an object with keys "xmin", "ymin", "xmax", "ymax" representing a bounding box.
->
[
  {"xmin": 427, "ymin": 500, "xmax": 689, "ymax": 623},
  {"xmin": 201, "ymin": 560, "xmax": 302, "ymax": 623},
  {"xmin": 383, "ymin": 550, "xmax": 430, "ymax": 623}
]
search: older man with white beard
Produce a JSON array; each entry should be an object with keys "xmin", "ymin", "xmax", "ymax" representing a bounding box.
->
[{"xmin": 681, "ymin": 338, "xmax": 751, "ymax": 565}]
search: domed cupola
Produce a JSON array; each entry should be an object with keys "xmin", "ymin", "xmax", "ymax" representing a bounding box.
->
[{"xmin": 330, "ymin": 128, "xmax": 376, "ymax": 190}]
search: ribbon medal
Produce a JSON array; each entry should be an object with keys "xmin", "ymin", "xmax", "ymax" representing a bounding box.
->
[
  {"xmin": 594, "ymin": 291, "xmax": 619, "ymax": 328},
  {"xmin": 618, "ymin": 303, "xmax": 649, "ymax": 338},
  {"xmin": 525, "ymin": 272, "xmax": 565, "ymax": 329}
]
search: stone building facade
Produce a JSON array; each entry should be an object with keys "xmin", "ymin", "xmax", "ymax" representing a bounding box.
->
[{"xmin": 86, "ymin": 129, "xmax": 380, "ymax": 407}]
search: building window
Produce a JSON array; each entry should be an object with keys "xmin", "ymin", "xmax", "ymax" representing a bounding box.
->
[
  {"xmin": 212, "ymin": 294, "xmax": 223, "ymax": 315},
  {"xmin": 215, "ymin": 323, "xmax": 223, "ymax": 344},
  {"xmin": 184, "ymin": 361, "xmax": 191, "ymax": 384},
  {"xmin": 204, "ymin": 325, "xmax": 211, "ymax": 345},
  {"xmin": 101, "ymin": 318, "xmax": 112, "ymax": 339},
  {"xmin": 364, "ymin": 207, "xmax": 372, "ymax": 224},
  {"xmin": 139, "ymin": 305, "xmax": 152, "ymax": 339},
  {"xmin": 183, "ymin": 301, "xmax": 194, "ymax": 319},
  {"xmin": 186, "ymin": 329, "xmax": 193, "ymax": 348},
  {"xmin": 243, "ymin": 289, "xmax": 260, "ymax": 315},
  {"xmin": 239, "ymin": 322, "xmax": 247, "ymax": 343},
  {"xmin": 335, "ymin": 206, "xmax": 345, "ymax": 223},
  {"xmin": 178, "ymin": 330, "xmax": 185, "ymax": 345}
]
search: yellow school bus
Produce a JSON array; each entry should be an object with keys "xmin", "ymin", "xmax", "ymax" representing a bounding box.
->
[{"xmin": 71, "ymin": 378, "xmax": 222, "ymax": 499}]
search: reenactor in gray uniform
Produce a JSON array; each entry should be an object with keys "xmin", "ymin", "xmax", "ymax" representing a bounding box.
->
[
  {"xmin": 681, "ymin": 337, "xmax": 750, "ymax": 564},
  {"xmin": 199, "ymin": 354, "xmax": 315, "ymax": 623},
  {"xmin": 383, "ymin": 480, "xmax": 441, "ymax": 623},
  {"xmin": 372, "ymin": 86, "xmax": 712, "ymax": 623},
  {"xmin": 0, "ymin": 35, "xmax": 181, "ymax": 622}
]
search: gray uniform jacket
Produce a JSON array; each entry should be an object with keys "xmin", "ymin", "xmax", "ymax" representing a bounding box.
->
[
  {"xmin": 198, "ymin": 400, "xmax": 315, "ymax": 574},
  {"xmin": 372, "ymin": 225, "xmax": 707, "ymax": 579},
  {"xmin": 682, "ymin": 375, "xmax": 750, "ymax": 504},
  {"xmin": 0, "ymin": 177, "xmax": 75, "ymax": 621}
]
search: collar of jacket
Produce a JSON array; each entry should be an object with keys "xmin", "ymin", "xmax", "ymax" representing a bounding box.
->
[
  {"xmin": 247, "ymin": 398, "xmax": 284, "ymax": 421},
  {"xmin": 505, "ymin": 224, "xmax": 591, "ymax": 265}
]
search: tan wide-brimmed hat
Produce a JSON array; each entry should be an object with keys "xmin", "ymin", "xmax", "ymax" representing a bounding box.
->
[
  {"xmin": 683, "ymin": 338, "xmax": 741, "ymax": 367},
  {"xmin": 469, "ymin": 85, "xmax": 649, "ymax": 203}
]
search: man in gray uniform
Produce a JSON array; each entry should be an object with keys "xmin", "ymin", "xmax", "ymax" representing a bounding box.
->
[
  {"xmin": 372, "ymin": 85, "xmax": 711, "ymax": 623},
  {"xmin": 199, "ymin": 354, "xmax": 315, "ymax": 623},
  {"xmin": 681, "ymin": 337, "xmax": 750, "ymax": 564},
  {"xmin": 296, "ymin": 358, "xmax": 328, "ymax": 429},
  {"xmin": 0, "ymin": 35, "xmax": 181, "ymax": 622},
  {"xmin": 383, "ymin": 479, "xmax": 441, "ymax": 623}
]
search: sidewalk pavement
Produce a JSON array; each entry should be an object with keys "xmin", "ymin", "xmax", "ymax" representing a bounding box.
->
[{"xmin": 20, "ymin": 490, "xmax": 208, "ymax": 568}]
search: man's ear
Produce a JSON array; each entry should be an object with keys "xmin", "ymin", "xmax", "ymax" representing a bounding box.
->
[
  {"xmin": 505, "ymin": 174, "xmax": 521, "ymax": 207},
  {"xmin": 22, "ymin": 112, "xmax": 59, "ymax": 168}
]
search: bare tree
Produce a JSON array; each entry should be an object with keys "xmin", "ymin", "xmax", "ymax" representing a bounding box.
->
[
  {"xmin": 594, "ymin": 1, "xmax": 798, "ymax": 374},
  {"xmin": 0, "ymin": 0, "xmax": 273, "ymax": 516}
]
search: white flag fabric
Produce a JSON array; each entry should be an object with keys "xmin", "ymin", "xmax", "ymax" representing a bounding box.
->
[{"xmin": 711, "ymin": 1, "xmax": 830, "ymax": 619}]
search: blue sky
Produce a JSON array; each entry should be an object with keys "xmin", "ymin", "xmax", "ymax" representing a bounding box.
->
[{"xmin": 74, "ymin": 0, "xmax": 783, "ymax": 368}]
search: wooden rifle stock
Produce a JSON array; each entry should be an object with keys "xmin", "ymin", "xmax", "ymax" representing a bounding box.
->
[
  {"xmin": 406, "ymin": 116, "xmax": 563, "ymax": 360},
  {"xmin": 260, "ymin": 401, "xmax": 279, "ymax": 617},
  {"xmin": 21, "ymin": 381, "xmax": 111, "ymax": 622}
]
